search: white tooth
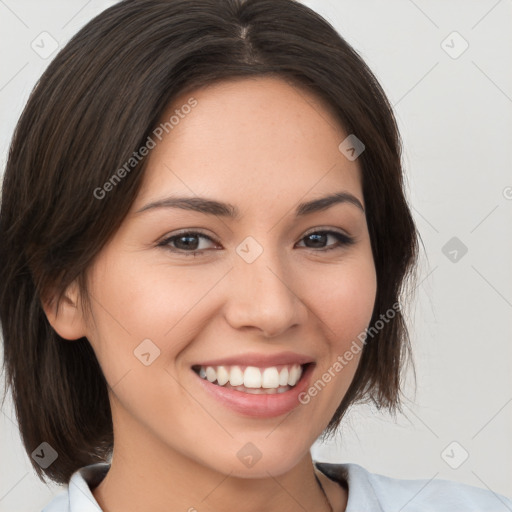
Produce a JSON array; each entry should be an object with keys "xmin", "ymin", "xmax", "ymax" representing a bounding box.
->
[
  {"xmin": 278, "ymin": 367, "xmax": 289, "ymax": 386},
  {"xmin": 199, "ymin": 367, "xmax": 206, "ymax": 379},
  {"xmin": 243, "ymin": 366, "xmax": 262, "ymax": 388},
  {"xmin": 262, "ymin": 367, "xmax": 280, "ymax": 388},
  {"xmin": 205, "ymin": 366, "xmax": 217, "ymax": 383},
  {"xmin": 288, "ymin": 364, "xmax": 302, "ymax": 386},
  {"xmin": 277, "ymin": 386, "xmax": 289, "ymax": 393},
  {"xmin": 229, "ymin": 366, "xmax": 244, "ymax": 386},
  {"xmin": 216, "ymin": 366, "xmax": 229, "ymax": 386}
]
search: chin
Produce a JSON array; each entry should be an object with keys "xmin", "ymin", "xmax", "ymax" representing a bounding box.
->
[{"xmin": 199, "ymin": 436, "xmax": 312, "ymax": 479}]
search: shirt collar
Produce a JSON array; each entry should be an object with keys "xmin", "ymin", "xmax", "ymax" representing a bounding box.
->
[
  {"xmin": 68, "ymin": 463, "xmax": 109, "ymax": 512},
  {"xmin": 314, "ymin": 461, "xmax": 385, "ymax": 512}
]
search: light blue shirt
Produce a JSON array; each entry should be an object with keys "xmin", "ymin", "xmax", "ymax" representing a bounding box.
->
[{"xmin": 41, "ymin": 461, "xmax": 512, "ymax": 511}]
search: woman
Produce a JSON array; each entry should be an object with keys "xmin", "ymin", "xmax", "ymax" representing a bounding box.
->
[{"xmin": 1, "ymin": 1, "xmax": 510, "ymax": 511}]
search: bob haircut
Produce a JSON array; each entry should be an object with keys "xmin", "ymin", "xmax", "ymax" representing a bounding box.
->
[{"xmin": 0, "ymin": 0, "xmax": 419, "ymax": 486}]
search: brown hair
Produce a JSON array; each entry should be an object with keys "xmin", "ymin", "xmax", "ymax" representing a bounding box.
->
[{"xmin": 0, "ymin": 0, "xmax": 419, "ymax": 485}]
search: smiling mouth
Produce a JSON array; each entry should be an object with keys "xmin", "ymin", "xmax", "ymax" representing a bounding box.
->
[{"xmin": 192, "ymin": 363, "xmax": 312, "ymax": 395}]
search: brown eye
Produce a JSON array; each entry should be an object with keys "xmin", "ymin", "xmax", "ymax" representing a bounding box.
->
[
  {"xmin": 158, "ymin": 231, "xmax": 219, "ymax": 256},
  {"xmin": 158, "ymin": 229, "xmax": 355, "ymax": 257},
  {"xmin": 297, "ymin": 230, "xmax": 355, "ymax": 251}
]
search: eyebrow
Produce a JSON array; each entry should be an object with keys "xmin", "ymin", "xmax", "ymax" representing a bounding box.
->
[{"xmin": 135, "ymin": 191, "xmax": 365, "ymax": 218}]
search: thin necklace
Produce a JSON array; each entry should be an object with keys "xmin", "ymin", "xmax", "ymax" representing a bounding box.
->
[{"xmin": 315, "ymin": 472, "xmax": 334, "ymax": 512}]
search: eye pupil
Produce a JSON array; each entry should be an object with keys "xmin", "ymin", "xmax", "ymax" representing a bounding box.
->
[
  {"xmin": 177, "ymin": 235, "xmax": 199, "ymax": 250},
  {"xmin": 306, "ymin": 233, "xmax": 327, "ymax": 248}
]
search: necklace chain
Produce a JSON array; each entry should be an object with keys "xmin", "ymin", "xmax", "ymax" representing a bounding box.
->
[{"xmin": 315, "ymin": 472, "xmax": 334, "ymax": 512}]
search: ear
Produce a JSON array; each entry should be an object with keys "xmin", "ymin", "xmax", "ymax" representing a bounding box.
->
[{"xmin": 41, "ymin": 280, "xmax": 88, "ymax": 340}]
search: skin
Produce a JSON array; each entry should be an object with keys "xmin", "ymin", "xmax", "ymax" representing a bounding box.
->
[{"xmin": 45, "ymin": 76, "xmax": 377, "ymax": 512}]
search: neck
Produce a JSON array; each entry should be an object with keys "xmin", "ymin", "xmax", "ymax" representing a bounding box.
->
[{"xmin": 92, "ymin": 418, "xmax": 342, "ymax": 512}]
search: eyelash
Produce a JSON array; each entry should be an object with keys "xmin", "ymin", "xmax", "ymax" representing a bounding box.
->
[{"xmin": 157, "ymin": 229, "xmax": 355, "ymax": 257}]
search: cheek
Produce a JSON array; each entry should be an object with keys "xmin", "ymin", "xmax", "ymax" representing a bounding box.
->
[
  {"xmin": 295, "ymin": 254, "xmax": 376, "ymax": 417},
  {"xmin": 85, "ymin": 253, "xmax": 230, "ymax": 376},
  {"xmin": 306, "ymin": 254, "xmax": 377, "ymax": 347},
  {"xmin": 89, "ymin": 249, "xmax": 223, "ymax": 336}
]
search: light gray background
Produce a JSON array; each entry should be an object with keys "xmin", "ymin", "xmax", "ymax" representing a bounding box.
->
[{"xmin": 1, "ymin": 1, "xmax": 511, "ymax": 510}]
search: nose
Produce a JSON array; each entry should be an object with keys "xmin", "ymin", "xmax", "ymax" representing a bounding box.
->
[{"xmin": 223, "ymin": 245, "xmax": 308, "ymax": 338}]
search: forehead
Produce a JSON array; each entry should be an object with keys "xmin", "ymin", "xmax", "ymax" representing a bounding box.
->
[{"xmin": 134, "ymin": 76, "xmax": 363, "ymax": 214}]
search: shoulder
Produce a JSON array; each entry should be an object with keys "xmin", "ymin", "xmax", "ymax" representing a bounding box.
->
[{"xmin": 315, "ymin": 461, "xmax": 512, "ymax": 511}]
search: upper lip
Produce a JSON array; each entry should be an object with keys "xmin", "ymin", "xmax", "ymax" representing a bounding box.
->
[{"xmin": 193, "ymin": 351, "xmax": 314, "ymax": 368}]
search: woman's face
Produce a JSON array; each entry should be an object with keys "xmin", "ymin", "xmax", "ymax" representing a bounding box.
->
[{"xmin": 78, "ymin": 77, "xmax": 376, "ymax": 477}]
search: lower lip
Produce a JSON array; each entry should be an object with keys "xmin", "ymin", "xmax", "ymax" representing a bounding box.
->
[{"xmin": 194, "ymin": 364, "xmax": 315, "ymax": 418}]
